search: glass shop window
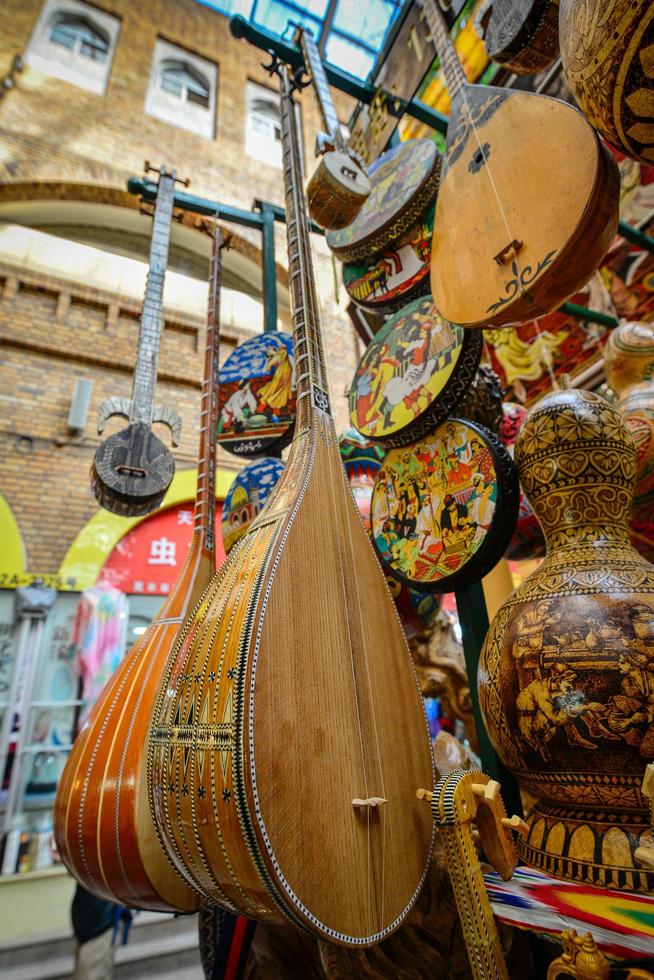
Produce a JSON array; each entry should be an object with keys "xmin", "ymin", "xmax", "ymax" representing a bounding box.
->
[{"xmin": 49, "ymin": 14, "xmax": 109, "ymax": 62}]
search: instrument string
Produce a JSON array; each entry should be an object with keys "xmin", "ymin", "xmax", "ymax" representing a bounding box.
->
[
  {"xmin": 280, "ymin": 65, "xmax": 375, "ymax": 933},
  {"xmin": 303, "ymin": 143, "xmax": 389, "ymax": 936}
]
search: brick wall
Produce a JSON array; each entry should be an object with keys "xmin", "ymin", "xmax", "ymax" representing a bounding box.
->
[{"xmin": 0, "ymin": 0, "xmax": 363, "ymax": 574}]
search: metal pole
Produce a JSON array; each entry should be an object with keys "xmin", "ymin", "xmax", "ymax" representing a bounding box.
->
[{"xmin": 258, "ymin": 203, "xmax": 278, "ymax": 333}]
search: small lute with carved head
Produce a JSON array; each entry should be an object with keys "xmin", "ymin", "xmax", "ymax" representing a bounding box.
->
[
  {"xmin": 424, "ymin": 0, "xmax": 620, "ymax": 329},
  {"xmin": 296, "ymin": 27, "xmax": 371, "ymax": 230},
  {"xmin": 91, "ymin": 165, "xmax": 181, "ymax": 516}
]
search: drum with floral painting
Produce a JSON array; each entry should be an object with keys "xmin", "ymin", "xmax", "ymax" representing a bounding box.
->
[
  {"xmin": 349, "ymin": 294, "xmax": 482, "ymax": 449},
  {"xmin": 371, "ymin": 418, "xmax": 519, "ymax": 592}
]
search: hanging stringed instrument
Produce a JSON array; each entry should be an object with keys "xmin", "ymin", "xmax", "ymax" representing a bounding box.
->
[
  {"xmin": 148, "ymin": 60, "xmax": 435, "ymax": 946},
  {"xmin": 475, "ymin": 0, "xmax": 560, "ymax": 77},
  {"xmin": 53, "ymin": 226, "xmax": 226, "ymax": 913},
  {"xmin": 296, "ymin": 26, "xmax": 371, "ymax": 231},
  {"xmin": 91, "ymin": 165, "xmax": 182, "ymax": 516},
  {"xmin": 424, "ymin": 0, "xmax": 620, "ymax": 330}
]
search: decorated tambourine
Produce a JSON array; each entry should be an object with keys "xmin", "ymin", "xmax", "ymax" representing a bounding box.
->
[
  {"xmin": 343, "ymin": 202, "xmax": 434, "ymax": 315},
  {"xmin": 221, "ymin": 457, "xmax": 285, "ymax": 553},
  {"xmin": 499, "ymin": 402, "xmax": 546, "ymax": 561},
  {"xmin": 326, "ymin": 139, "xmax": 442, "ymax": 263},
  {"xmin": 371, "ymin": 418, "xmax": 519, "ymax": 592},
  {"xmin": 338, "ymin": 428, "xmax": 439, "ymax": 638},
  {"xmin": 349, "ymin": 294, "xmax": 483, "ymax": 449},
  {"xmin": 217, "ymin": 332, "xmax": 295, "ymax": 458}
]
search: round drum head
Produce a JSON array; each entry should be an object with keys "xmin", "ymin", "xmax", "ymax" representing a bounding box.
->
[
  {"xmin": 217, "ymin": 332, "xmax": 295, "ymax": 458},
  {"xmin": 371, "ymin": 418, "xmax": 519, "ymax": 592},
  {"xmin": 349, "ymin": 294, "xmax": 483, "ymax": 448},
  {"xmin": 326, "ymin": 139, "xmax": 442, "ymax": 262},
  {"xmin": 222, "ymin": 457, "xmax": 285, "ymax": 553},
  {"xmin": 343, "ymin": 203, "xmax": 434, "ymax": 315}
]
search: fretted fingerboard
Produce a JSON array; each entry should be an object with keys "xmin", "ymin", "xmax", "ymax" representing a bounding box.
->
[
  {"xmin": 194, "ymin": 225, "xmax": 222, "ymax": 551},
  {"xmin": 422, "ymin": 0, "xmax": 467, "ymax": 99},
  {"xmin": 131, "ymin": 170, "xmax": 176, "ymax": 425},
  {"xmin": 298, "ymin": 28, "xmax": 342, "ymax": 148},
  {"xmin": 279, "ymin": 68, "xmax": 332, "ymax": 422}
]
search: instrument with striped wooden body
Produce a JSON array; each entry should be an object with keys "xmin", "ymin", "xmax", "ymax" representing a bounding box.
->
[
  {"xmin": 91, "ymin": 166, "xmax": 182, "ymax": 516},
  {"xmin": 53, "ymin": 226, "xmax": 226, "ymax": 912},
  {"xmin": 476, "ymin": 0, "xmax": 560, "ymax": 77},
  {"xmin": 296, "ymin": 27, "xmax": 371, "ymax": 230},
  {"xmin": 148, "ymin": 61, "xmax": 435, "ymax": 945},
  {"xmin": 425, "ymin": 0, "xmax": 620, "ymax": 329}
]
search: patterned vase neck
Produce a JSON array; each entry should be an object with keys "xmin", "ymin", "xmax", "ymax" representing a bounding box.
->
[
  {"xmin": 514, "ymin": 389, "xmax": 636, "ymax": 548},
  {"xmin": 605, "ymin": 321, "xmax": 654, "ymax": 398}
]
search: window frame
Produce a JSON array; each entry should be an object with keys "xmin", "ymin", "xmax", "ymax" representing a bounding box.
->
[
  {"xmin": 144, "ymin": 38, "xmax": 218, "ymax": 140},
  {"xmin": 24, "ymin": 0, "xmax": 120, "ymax": 95}
]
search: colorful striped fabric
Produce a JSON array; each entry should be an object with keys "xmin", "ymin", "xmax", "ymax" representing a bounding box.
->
[{"xmin": 484, "ymin": 866, "xmax": 654, "ymax": 959}]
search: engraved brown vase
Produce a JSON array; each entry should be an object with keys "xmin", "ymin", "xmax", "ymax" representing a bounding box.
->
[
  {"xmin": 605, "ymin": 321, "xmax": 654, "ymax": 562},
  {"xmin": 479, "ymin": 388, "xmax": 654, "ymax": 891}
]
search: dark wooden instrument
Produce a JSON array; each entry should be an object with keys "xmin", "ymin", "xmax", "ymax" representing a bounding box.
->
[
  {"xmin": 349, "ymin": 294, "xmax": 482, "ymax": 448},
  {"xmin": 91, "ymin": 166, "xmax": 181, "ymax": 516},
  {"xmin": 476, "ymin": 0, "xmax": 560, "ymax": 77},
  {"xmin": 53, "ymin": 225, "xmax": 226, "ymax": 912},
  {"xmin": 296, "ymin": 27, "xmax": 371, "ymax": 230},
  {"xmin": 343, "ymin": 202, "xmax": 434, "ymax": 315},
  {"xmin": 371, "ymin": 418, "xmax": 519, "ymax": 592},
  {"xmin": 560, "ymin": 0, "xmax": 654, "ymax": 167},
  {"xmin": 216, "ymin": 330, "xmax": 296, "ymax": 458},
  {"xmin": 327, "ymin": 139, "xmax": 442, "ymax": 263},
  {"xmin": 148, "ymin": 61, "xmax": 435, "ymax": 945},
  {"xmin": 424, "ymin": 0, "xmax": 620, "ymax": 329}
]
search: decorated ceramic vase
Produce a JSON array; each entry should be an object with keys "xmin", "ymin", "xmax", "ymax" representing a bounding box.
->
[
  {"xmin": 499, "ymin": 402, "xmax": 546, "ymax": 561},
  {"xmin": 479, "ymin": 389, "xmax": 654, "ymax": 892},
  {"xmin": 559, "ymin": 0, "xmax": 654, "ymax": 166},
  {"xmin": 605, "ymin": 321, "xmax": 654, "ymax": 560},
  {"xmin": 338, "ymin": 428, "xmax": 439, "ymax": 638}
]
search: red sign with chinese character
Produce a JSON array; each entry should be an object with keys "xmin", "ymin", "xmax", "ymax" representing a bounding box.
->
[{"xmin": 99, "ymin": 504, "xmax": 226, "ymax": 596}]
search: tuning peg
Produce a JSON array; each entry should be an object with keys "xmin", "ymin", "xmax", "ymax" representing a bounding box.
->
[
  {"xmin": 501, "ymin": 815, "xmax": 529, "ymax": 837},
  {"xmin": 416, "ymin": 788, "xmax": 433, "ymax": 802}
]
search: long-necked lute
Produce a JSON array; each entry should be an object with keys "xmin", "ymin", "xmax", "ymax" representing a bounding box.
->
[
  {"xmin": 92, "ymin": 165, "xmax": 182, "ymax": 516},
  {"xmin": 296, "ymin": 27, "xmax": 371, "ymax": 230},
  {"xmin": 425, "ymin": 0, "xmax": 620, "ymax": 329},
  {"xmin": 53, "ymin": 226, "xmax": 226, "ymax": 912},
  {"xmin": 148, "ymin": 61, "xmax": 435, "ymax": 946}
]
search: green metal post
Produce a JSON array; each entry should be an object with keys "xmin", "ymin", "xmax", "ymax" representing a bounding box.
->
[
  {"xmin": 559, "ymin": 303, "xmax": 618, "ymax": 328},
  {"xmin": 454, "ymin": 580, "xmax": 523, "ymax": 817},
  {"xmin": 259, "ymin": 203, "xmax": 278, "ymax": 334},
  {"xmin": 619, "ymin": 220, "xmax": 654, "ymax": 254}
]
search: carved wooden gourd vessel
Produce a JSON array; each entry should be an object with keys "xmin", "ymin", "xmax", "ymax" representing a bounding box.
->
[
  {"xmin": 605, "ymin": 321, "xmax": 654, "ymax": 561},
  {"xmin": 479, "ymin": 389, "xmax": 654, "ymax": 892},
  {"xmin": 559, "ymin": 0, "xmax": 654, "ymax": 166}
]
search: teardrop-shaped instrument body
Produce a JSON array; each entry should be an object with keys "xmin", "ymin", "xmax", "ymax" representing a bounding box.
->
[
  {"xmin": 430, "ymin": 86, "xmax": 620, "ymax": 328},
  {"xmin": 54, "ymin": 535, "xmax": 210, "ymax": 911},
  {"xmin": 148, "ymin": 414, "xmax": 435, "ymax": 942}
]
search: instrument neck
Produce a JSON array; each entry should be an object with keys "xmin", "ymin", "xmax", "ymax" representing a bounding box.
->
[
  {"xmin": 194, "ymin": 225, "xmax": 221, "ymax": 554},
  {"xmin": 279, "ymin": 66, "xmax": 332, "ymax": 431},
  {"xmin": 130, "ymin": 169, "xmax": 176, "ymax": 425},
  {"xmin": 297, "ymin": 28, "xmax": 345, "ymax": 151},
  {"xmin": 423, "ymin": 0, "xmax": 467, "ymax": 100}
]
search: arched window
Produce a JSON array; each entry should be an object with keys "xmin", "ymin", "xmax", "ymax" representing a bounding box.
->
[
  {"xmin": 159, "ymin": 60, "xmax": 210, "ymax": 109},
  {"xmin": 49, "ymin": 12, "xmax": 109, "ymax": 63},
  {"xmin": 249, "ymin": 96, "xmax": 281, "ymax": 143}
]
